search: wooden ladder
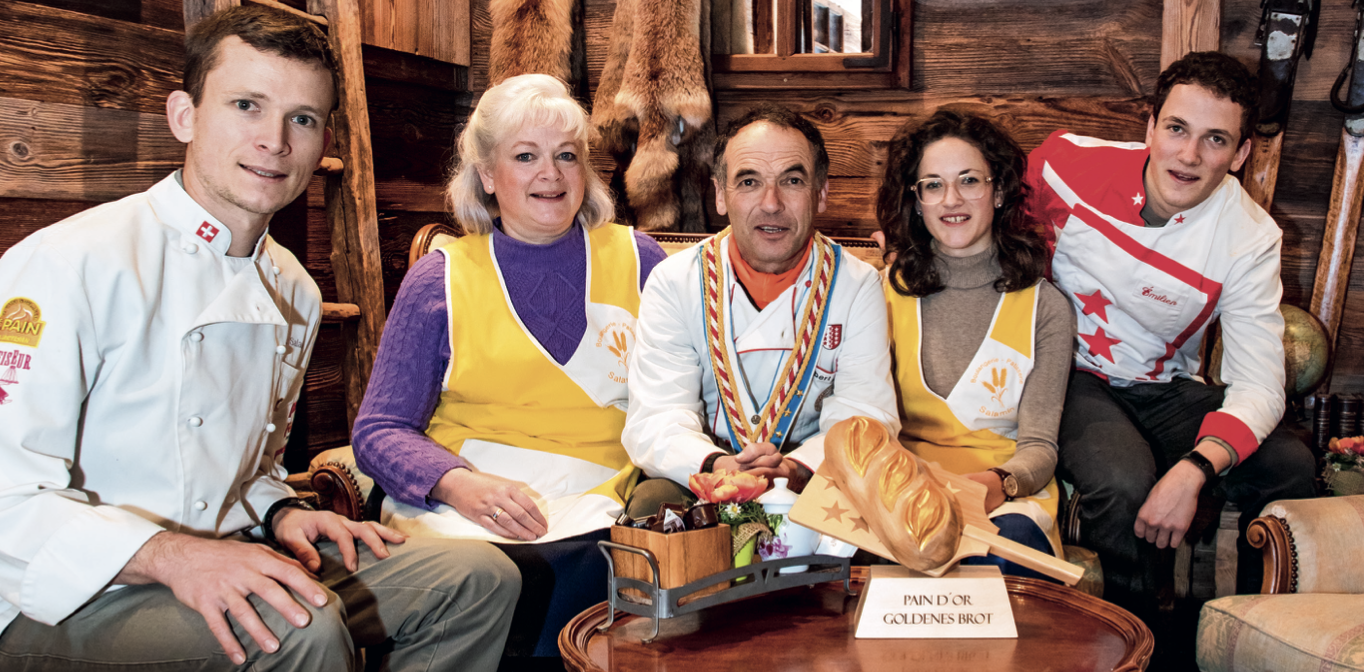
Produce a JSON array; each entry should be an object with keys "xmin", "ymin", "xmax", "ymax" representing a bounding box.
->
[{"xmin": 184, "ymin": 0, "xmax": 387, "ymax": 430}]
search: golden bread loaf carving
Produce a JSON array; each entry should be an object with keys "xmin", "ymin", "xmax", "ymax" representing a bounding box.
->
[{"xmin": 824, "ymin": 417, "xmax": 962, "ymax": 570}]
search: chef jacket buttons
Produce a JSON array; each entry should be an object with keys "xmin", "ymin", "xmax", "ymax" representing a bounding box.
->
[
  {"xmin": 194, "ymin": 500, "xmax": 208, "ymax": 511},
  {"xmin": 187, "ymin": 416, "xmax": 203, "ymax": 427},
  {"xmin": 272, "ymin": 266, "xmax": 281, "ymax": 275},
  {"xmin": 266, "ymin": 423, "xmax": 277, "ymax": 433},
  {"xmin": 276, "ymin": 345, "xmax": 286, "ymax": 355},
  {"xmin": 190, "ymin": 332, "xmax": 204, "ymax": 342},
  {"xmin": 182, "ymin": 242, "xmax": 198, "ymax": 254}
]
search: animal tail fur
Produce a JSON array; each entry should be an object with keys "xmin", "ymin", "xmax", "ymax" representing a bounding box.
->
[
  {"xmin": 615, "ymin": 0, "xmax": 712, "ymax": 231},
  {"xmin": 488, "ymin": 0, "xmax": 576, "ymax": 87}
]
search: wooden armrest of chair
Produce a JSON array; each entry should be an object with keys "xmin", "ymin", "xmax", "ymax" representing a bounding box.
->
[
  {"xmin": 284, "ymin": 464, "xmax": 366, "ymax": 522},
  {"xmin": 310, "ymin": 463, "xmax": 366, "ymax": 522},
  {"xmin": 1249, "ymin": 495, "xmax": 1364, "ymax": 595}
]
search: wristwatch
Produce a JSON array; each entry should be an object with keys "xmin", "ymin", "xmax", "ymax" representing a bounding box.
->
[
  {"xmin": 1180, "ymin": 450, "xmax": 1220, "ymax": 489},
  {"xmin": 987, "ymin": 467, "xmax": 1019, "ymax": 501}
]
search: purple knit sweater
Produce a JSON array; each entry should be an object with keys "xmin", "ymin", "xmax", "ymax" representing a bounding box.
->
[{"xmin": 353, "ymin": 223, "xmax": 667, "ymax": 509}]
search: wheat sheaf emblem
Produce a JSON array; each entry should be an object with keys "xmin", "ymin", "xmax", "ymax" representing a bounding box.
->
[
  {"xmin": 606, "ymin": 329, "xmax": 629, "ymax": 368},
  {"xmin": 982, "ymin": 367, "xmax": 1008, "ymax": 407}
]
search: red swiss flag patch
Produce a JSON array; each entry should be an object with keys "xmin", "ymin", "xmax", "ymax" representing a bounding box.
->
[{"xmin": 196, "ymin": 222, "xmax": 219, "ymax": 242}]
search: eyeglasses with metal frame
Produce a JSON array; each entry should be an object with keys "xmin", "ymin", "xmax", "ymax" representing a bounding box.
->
[{"xmin": 912, "ymin": 171, "xmax": 995, "ymax": 205}]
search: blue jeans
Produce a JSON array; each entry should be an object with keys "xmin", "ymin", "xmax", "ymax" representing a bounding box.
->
[
  {"xmin": 960, "ymin": 513, "xmax": 1057, "ymax": 581},
  {"xmin": 1056, "ymin": 370, "xmax": 1315, "ymax": 612}
]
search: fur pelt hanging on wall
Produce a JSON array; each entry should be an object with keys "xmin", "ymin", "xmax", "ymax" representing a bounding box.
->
[
  {"xmin": 593, "ymin": 0, "xmax": 714, "ymax": 232},
  {"xmin": 488, "ymin": 0, "xmax": 588, "ymax": 100}
]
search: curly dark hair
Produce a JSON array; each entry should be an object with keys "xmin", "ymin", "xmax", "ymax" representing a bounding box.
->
[
  {"xmin": 1152, "ymin": 51, "xmax": 1257, "ymax": 144},
  {"xmin": 877, "ymin": 109, "xmax": 1047, "ymax": 297}
]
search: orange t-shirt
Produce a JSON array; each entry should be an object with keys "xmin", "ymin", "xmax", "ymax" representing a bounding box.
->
[{"xmin": 727, "ymin": 237, "xmax": 813, "ymax": 310}]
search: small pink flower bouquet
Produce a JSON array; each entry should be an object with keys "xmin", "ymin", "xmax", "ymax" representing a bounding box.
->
[{"xmin": 1324, "ymin": 436, "xmax": 1364, "ymax": 496}]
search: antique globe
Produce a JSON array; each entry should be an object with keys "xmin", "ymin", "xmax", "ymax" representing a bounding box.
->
[{"xmin": 1208, "ymin": 304, "xmax": 1331, "ymax": 398}]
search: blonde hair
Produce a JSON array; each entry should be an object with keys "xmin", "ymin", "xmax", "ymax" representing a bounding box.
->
[{"xmin": 447, "ymin": 73, "xmax": 614, "ymax": 234}]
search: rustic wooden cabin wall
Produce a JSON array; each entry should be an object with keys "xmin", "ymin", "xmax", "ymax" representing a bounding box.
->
[
  {"xmin": 466, "ymin": 0, "xmax": 1364, "ymax": 395},
  {"xmin": 0, "ymin": 0, "xmax": 469, "ymax": 467}
]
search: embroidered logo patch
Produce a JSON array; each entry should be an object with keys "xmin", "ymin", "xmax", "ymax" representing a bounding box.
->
[
  {"xmin": 196, "ymin": 221, "xmax": 220, "ymax": 242},
  {"xmin": 0, "ymin": 298, "xmax": 45, "ymax": 347},
  {"xmin": 822, "ymin": 324, "xmax": 843, "ymax": 350},
  {"xmin": 0, "ymin": 347, "xmax": 31, "ymax": 405},
  {"xmin": 595, "ymin": 321, "xmax": 636, "ymax": 384},
  {"xmin": 969, "ymin": 356, "xmax": 1023, "ymax": 418},
  {"xmin": 981, "ymin": 366, "xmax": 1009, "ymax": 408}
]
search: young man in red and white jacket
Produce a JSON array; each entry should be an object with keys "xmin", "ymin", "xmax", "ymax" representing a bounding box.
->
[{"xmin": 1022, "ymin": 52, "xmax": 1314, "ymax": 614}]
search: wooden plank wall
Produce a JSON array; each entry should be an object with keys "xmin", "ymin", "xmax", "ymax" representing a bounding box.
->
[
  {"xmin": 519, "ymin": 0, "xmax": 1363, "ymax": 394},
  {"xmin": 0, "ymin": 0, "xmax": 467, "ymax": 468},
  {"xmin": 3, "ymin": 0, "xmax": 1362, "ymax": 463}
]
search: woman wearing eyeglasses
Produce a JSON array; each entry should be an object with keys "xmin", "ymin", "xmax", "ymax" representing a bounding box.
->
[{"xmin": 876, "ymin": 110, "xmax": 1077, "ymax": 578}]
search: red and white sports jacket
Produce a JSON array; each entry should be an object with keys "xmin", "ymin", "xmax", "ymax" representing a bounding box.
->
[{"xmin": 1023, "ymin": 131, "xmax": 1286, "ymax": 463}]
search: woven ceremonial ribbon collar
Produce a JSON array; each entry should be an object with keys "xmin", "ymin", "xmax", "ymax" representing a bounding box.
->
[{"xmin": 700, "ymin": 227, "xmax": 839, "ymax": 449}]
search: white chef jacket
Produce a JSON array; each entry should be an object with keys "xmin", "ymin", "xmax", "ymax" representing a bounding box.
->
[
  {"xmin": 0, "ymin": 172, "xmax": 320, "ymax": 632},
  {"xmin": 1025, "ymin": 131, "xmax": 1286, "ymax": 462},
  {"xmin": 623, "ymin": 234, "xmax": 900, "ymax": 486}
]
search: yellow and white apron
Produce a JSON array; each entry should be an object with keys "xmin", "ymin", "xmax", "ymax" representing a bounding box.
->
[
  {"xmin": 888, "ymin": 282, "xmax": 1063, "ymax": 556},
  {"xmin": 382, "ymin": 224, "xmax": 642, "ymax": 543}
]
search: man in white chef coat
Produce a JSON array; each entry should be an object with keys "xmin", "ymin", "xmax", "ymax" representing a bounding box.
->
[
  {"xmin": 0, "ymin": 6, "xmax": 517, "ymax": 671},
  {"xmin": 623, "ymin": 105, "xmax": 899, "ymax": 517}
]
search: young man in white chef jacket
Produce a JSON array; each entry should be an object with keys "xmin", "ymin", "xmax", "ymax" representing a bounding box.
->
[{"xmin": 0, "ymin": 6, "xmax": 518, "ymax": 671}]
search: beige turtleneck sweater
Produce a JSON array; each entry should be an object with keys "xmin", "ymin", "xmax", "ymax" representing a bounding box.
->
[{"xmin": 908, "ymin": 246, "xmax": 1077, "ymax": 497}]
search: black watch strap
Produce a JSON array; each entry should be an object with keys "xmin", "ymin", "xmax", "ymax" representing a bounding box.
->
[
  {"xmin": 263, "ymin": 496, "xmax": 316, "ymax": 544},
  {"xmin": 1180, "ymin": 451, "xmax": 1220, "ymax": 488},
  {"xmin": 701, "ymin": 452, "xmax": 726, "ymax": 473},
  {"xmin": 987, "ymin": 467, "xmax": 1018, "ymax": 501}
]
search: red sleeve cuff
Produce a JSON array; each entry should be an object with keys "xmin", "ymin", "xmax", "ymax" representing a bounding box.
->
[{"xmin": 1197, "ymin": 412, "xmax": 1260, "ymax": 462}]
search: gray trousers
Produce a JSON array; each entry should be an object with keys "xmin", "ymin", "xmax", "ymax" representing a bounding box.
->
[
  {"xmin": 0, "ymin": 536, "xmax": 520, "ymax": 672},
  {"xmin": 1056, "ymin": 370, "xmax": 1315, "ymax": 612}
]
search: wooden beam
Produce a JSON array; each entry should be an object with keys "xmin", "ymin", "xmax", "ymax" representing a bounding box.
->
[
  {"xmin": 776, "ymin": 0, "xmax": 796, "ymax": 57},
  {"xmin": 1162, "ymin": 0, "xmax": 1220, "ymax": 69},
  {"xmin": 310, "ymin": 0, "xmax": 388, "ymax": 428},
  {"xmin": 753, "ymin": 0, "xmax": 774, "ymax": 54},
  {"xmin": 0, "ymin": 97, "xmax": 181, "ymax": 202},
  {"xmin": 321, "ymin": 302, "xmax": 361, "ymax": 322}
]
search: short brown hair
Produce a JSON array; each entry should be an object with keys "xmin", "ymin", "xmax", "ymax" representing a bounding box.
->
[
  {"xmin": 1151, "ymin": 51, "xmax": 1257, "ymax": 144},
  {"xmin": 183, "ymin": 5, "xmax": 336, "ymax": 108}
]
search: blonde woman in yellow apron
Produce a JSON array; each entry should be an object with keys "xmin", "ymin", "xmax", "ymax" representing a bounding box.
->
[
  {"xmin": 877, "ymin": 110, "xmax": 1077, "ymax": 579},
  {"xmin": 351, "ymin": 74, "xmax": 667, "ymax": 660}
]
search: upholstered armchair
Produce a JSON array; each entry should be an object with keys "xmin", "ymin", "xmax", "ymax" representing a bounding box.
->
[{"xmin": 1196, "ymin": 495, "xmax": 1364, "ymax": 671}]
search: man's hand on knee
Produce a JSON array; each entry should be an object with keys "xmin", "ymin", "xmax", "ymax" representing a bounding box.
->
[
  {"xmin": 1133, "ymin": 462, "xmax": 1204, "ymax": 549},
  {"xmin": 273, "ymin": 508, "xmax": 407, "ymax": 573},
  {"xmin": 116, "ymin": 531, "xmax": 327, "ymax": 666}
]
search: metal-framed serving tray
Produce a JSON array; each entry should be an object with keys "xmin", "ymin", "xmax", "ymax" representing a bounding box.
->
[{"xmin": 596, "ymin": 540, "xmax": 856, "ymax": 642}]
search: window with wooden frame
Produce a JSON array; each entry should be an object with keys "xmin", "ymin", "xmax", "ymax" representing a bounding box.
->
[{"xmin": 712, "ymin": 0, "xmax": 909, "ymax": 89}]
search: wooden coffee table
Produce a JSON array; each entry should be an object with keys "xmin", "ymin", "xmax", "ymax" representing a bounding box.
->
[{"xmin": 560, "ymin": 569, "xmax": 1152, "ymax": 671}]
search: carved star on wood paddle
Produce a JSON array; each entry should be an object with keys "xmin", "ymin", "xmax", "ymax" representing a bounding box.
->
[{"xmin": 822, "ymin": 502, "xmax": 849, "ymax": 522}]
